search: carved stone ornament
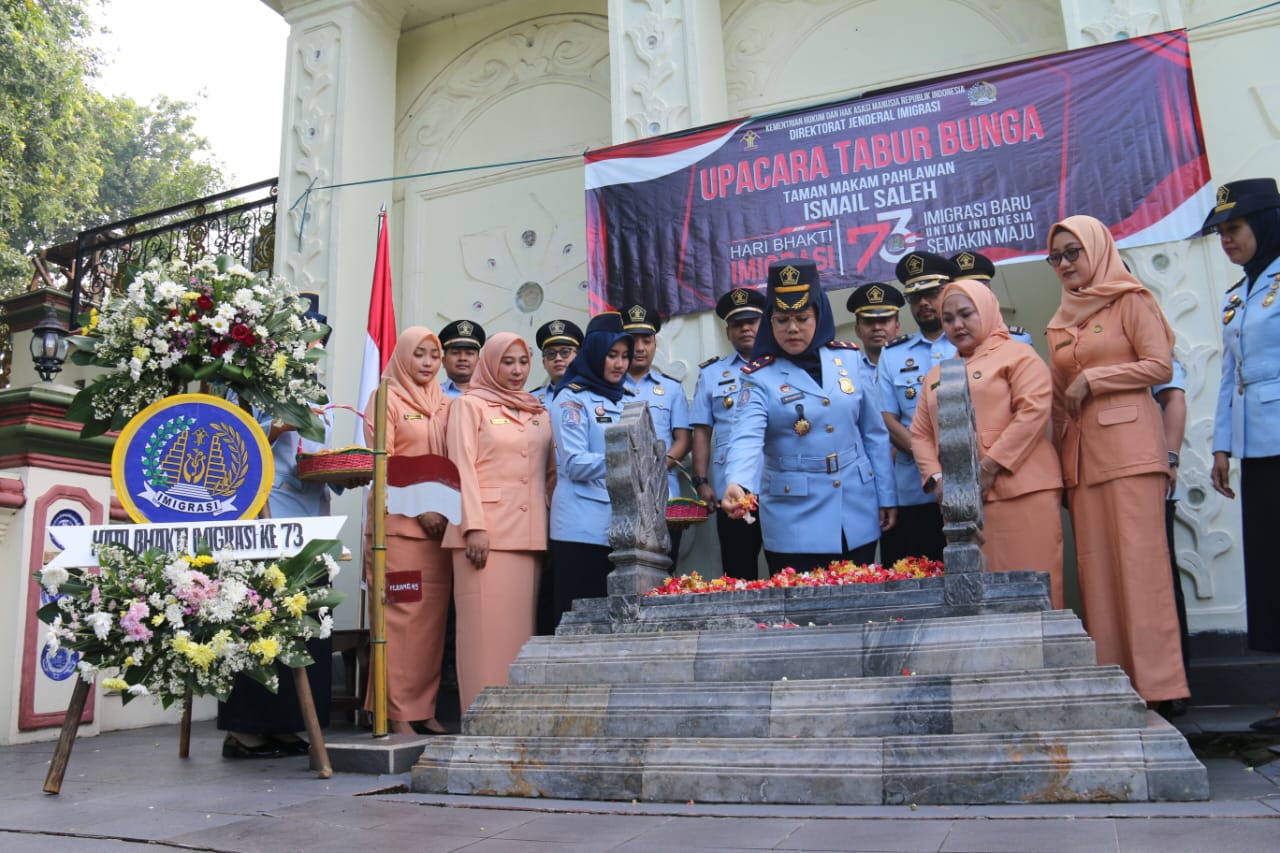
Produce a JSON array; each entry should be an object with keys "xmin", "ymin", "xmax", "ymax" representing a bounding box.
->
[
  {"xmin": 605, "ymin": 401, "xmax": 672, "ymax": 596},
  {"xmin": 936, "ymin": 358, "xmax": 985, "ymax": 605}
]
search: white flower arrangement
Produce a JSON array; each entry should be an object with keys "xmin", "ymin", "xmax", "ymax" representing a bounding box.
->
[{"xmin": 37, "ymin": 540, "xmax": 344, "ymax": 707}]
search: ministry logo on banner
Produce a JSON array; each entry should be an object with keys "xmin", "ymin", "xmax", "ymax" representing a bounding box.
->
[{"xmin": 112, "ymin": 393, "xmax": 274, "ymax": 524}]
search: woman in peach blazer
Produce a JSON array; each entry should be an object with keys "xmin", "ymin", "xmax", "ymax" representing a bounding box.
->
[
  {"xmin": 444, "ymin": 332, "xmax": 555, "ymax": 713},
  {"xmin": 1045, "ymin": 215, "xmax": 1187, "ymax": 707},
  {"xmin": 364, "ymin": 326, "xmax": 452, "ymax": 735},
  {"xmin": 910, "ymin": 280, "xmax": 1065, "ymax": 606}
]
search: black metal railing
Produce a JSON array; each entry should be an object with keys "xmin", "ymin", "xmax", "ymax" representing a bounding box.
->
[{"xmin": 45, "ymin": 178, "xmax": 280, "ymax": 326}]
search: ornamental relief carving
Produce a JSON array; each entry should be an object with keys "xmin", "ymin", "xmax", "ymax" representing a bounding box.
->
[
  {"xmin": 397, "ymin": 15, "xmax": 610, "ymax": 173},
  {"xmin": 617, "ymin": 0, "xmax": 688, "ymax": 140},
  {"xmin": 283, "ymin": 23, "xmax": 341, "ymax": 296},
  {"xmin": 1079, "ymin": 1, "xmax": 1166, "ymax": 45}
]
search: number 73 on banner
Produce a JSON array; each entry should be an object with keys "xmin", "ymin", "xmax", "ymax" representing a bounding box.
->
[{"xmin": 845, "ymin": 209, "xmax": 915, "ymax": 274}]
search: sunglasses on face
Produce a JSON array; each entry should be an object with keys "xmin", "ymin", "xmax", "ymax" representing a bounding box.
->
[
  {"xmin": 1046, "ymin": 246, "xmax": 1084, "ymax": 267},
  {"xmin": 543, "ymin": 347, "xmax": 577, "ymax": 360}
]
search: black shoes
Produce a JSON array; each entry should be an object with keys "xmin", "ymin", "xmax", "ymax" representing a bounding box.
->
[
  {"xmin": 1249, "ymin": 715, "xmax": 1280, "ymax": 732},
  {"xmin": 222, "ymin": 734, "xmax": 283, "ymax": 759}
]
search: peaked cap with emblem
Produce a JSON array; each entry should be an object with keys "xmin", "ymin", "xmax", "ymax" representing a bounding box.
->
[
  {"xmin": 1201, "ymin": 178, "xmax": 1280, "ymax": 234},
  {"xmin": 894, "ymin": 251, "xmax": 958, "ymax": 294},
  {"xmin": 621, "ymin": 303, "xmax": 662, "ymax": 334},
  {"xmin": 846, "ymin": 281, "xmax": 905, "ymax": 318},
  {"xmin": 767, "ymin": 259, "xmax": 819, "ymax": 311},
  {"xmin": 440, "ymin": 319, "xmax": 486, "ymax": 349},
  {"xmin": 715, "ymin": 287, "xmax": 766, "ymax": 321},
  {"xmin": 535, "ymin": 318, "xmax": 584, "ymax": 351},
  {"xmin": 949, "ymin": 251, "xmax": 996, "ymax": 282},
  {"xmin": 585, "ymin": 311, "xmax": 626, "ymax": 335}
]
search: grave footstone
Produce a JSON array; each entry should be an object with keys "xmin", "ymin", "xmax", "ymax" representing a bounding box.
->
[{"xmin": 937, "ymin": 357, "xmax": 986, "ymax": 607}]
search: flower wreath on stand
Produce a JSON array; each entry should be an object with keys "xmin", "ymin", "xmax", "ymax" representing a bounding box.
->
[{"xmin": 66, "ymin": 255, "xmax": 329, "ymax": 441}]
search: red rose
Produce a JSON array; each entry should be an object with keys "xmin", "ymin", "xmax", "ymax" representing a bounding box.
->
[
  {"xmin": 230, "ymin": 323, "xmax": 251, "ymax": 343},
  {"xmin": 211, "ymin": 340, "xmax": 230, "ymax": 357},
  {"xmin": 196, "ymin": 295, "xmax": 213, "ymax": 312}
]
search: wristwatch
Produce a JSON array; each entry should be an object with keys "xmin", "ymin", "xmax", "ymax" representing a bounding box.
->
[
  {"xmin": 1168, "ymin": 451, "xmax": 1179, "ymax": 466},
  {"xmin": 691, "ymin": 475, "xmax": 709, "ymax": 488}
]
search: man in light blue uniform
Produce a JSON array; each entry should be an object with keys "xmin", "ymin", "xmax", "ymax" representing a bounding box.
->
[
  {"xmin": 691, "ymin": 287, "xmax": 766, "ymax": 578},
  {"xmin": 950, "ymin": 251, "xmax": 1034, "ymax": 345},
  {"xmin": 621, "ymin": 303, "xmax": 691, "ymax": 570},
  {"xmin": 439, "ymin": 319, "xmax": 485, "ymax": 398},
  {"xmin": 876, "ymin": 251, "xmax": 956, "ymax": 566},
  {"xmin": 530, "ymin": 319, "xmax": 584, "ymax": 406},
  {"xmin": 846, "ymin": 281, "xmax": 905, "ymax": 383},
  {"xmin": 721, "ymin": 260, "xmax": 897, "ymax": 574}
]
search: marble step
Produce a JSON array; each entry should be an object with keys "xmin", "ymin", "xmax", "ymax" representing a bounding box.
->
[
  {"xmin": 412, "ymin": 714, "xmax": 1208, "ymax": 804},
  {"xmin": 465, "ymin": 665, "xmax": 1144, "ymax": 739},
  {"xmin": 512, "ymin": 610, "xmax": 1094, "ymax": 686},
  {"xmin": 556, "ymin": 570, "xmax": 1052, "ymax": 635}
]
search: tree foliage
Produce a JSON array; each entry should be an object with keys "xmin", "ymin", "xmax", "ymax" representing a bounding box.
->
[{"xmin": 0, "ymin": 0, "xmax": 228, "ymax": 296}]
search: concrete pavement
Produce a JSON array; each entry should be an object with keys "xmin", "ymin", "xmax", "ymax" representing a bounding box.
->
[{"xmin": 0, "ymin": 706, "xmax": 1276, "ymax": 852}]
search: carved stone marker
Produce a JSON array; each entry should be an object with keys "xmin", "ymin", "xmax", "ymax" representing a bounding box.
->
[
  {"xmin": 604, "ymin": 401, "xmax": 671, "ymax": 600},
  {"xmin": 936, "ymin": 357, "xmax": 986, "ymax": 606}
]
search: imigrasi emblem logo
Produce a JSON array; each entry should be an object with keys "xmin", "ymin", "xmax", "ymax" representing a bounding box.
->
[{"xmin": 112, "ymin": 394, "xmax": 273, "ymax": 524}]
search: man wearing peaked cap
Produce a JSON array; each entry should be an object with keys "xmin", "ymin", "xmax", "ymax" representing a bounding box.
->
[
  {"xmin": 439, "ymin": 319, "xmax": 486, "ymax": 398},
  {"xmin": 874, "ymin": 251, "xmax": 957, "ymax": 566},
  {"xmin": 846, "ymin": 282, "xmax": 904, "ymax": 375},
  {"xmin": 531, "ymin": 319, "xmax": 584, "ymax": 406},
  {"xmin": 949, "ymin": 251, "xmax": 1034, "ymax": 345},
  {"xmin": 691, "ymin": 288, "xmax": 766, "ymax": 577},
  {"xmin": 620, "ymin": 302, "xmax": 691, "ymax": 570}
]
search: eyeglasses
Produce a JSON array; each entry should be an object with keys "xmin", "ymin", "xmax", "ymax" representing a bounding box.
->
[
  {"xmin": 1046, "ymin": 246, "xmax": 1084, "ymax": 267},
  {"xmin": 542, "ymin": 347, "xmax": 577, "ymax": 360}
]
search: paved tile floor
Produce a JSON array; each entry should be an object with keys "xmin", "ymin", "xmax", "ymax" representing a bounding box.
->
[{"xmin": 0, "ymin": 706, "xmax": 1276, "ymax": 852}]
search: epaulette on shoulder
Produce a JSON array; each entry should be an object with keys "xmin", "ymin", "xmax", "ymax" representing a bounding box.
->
[
  {"xmin": 741, "ymin": 355, "xmax": 775, "ymax": 374},
  {"xmin": 1226, "ymin": 276, "xmax": 1245, "ymax": 294},
  {"xmin": 1008, "ymin": 325, "xmax": 1027, "ymax": 335},
  {"xmin": 885, "ymin": 334, "xmax": 912, "ymax": 348},
  {"xmin": 699, "ymin": 356, "xmax": 719, "ymax": 369},
  {"xmin": 827, "ymin": 340, "xmax": 860, "ymax": 350},
  {"xmin": 623, "ymin": 386, "xmax": 638, "ymax": 396},
  {"xmin": 566, "ymin": 382, "xmax": 584, "ymax": 392},
  {"xmin": 657, "ymin": 369, "xmax": 681, "ymax": 383}
]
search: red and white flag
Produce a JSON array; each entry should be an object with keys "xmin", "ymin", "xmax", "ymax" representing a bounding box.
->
[
  {"xmin": 357, "ymin": 209, "xmax": 397, "ymax": 442},
  {"xmin": 386, "ymin": 454, "xmax": 462, "ymax": 525}
]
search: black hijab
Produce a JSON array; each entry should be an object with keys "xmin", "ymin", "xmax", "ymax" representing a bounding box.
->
[
  {"xmin": 1243, "ymin": 207, "xmax": 1280, "ymax": 289},
  {"xmin": 553, "ymin": 330, "xmax": 633, "ymax": 403},
  {"xmin": 751, "ymin": 286, "xmax": 836, "ymax": 385}
]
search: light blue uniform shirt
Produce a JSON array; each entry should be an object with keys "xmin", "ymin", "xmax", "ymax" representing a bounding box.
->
[
  {"xmin": 530, "ymin": 382, "xmax": 554, "ymax": 408},
  {"xmin": 689, "ymin": 352, "xmax": 749, "ymax": 498},
  {"xmin": 255, "ymin": 412, "xmax": 336, "ymax": 518},
  {"xmin": 625, "ymin": 369, "xmax": 691, "ymax": 499},
  {"xmin": 1215, "ymin": 258, "xmax": 1280, "ymax": 458},
  {"xmin": 876, "ymin": 332, "xmax": 957, "ymax": 506},
  {"xmin": 440, "ymin": 377, "xmax": 464, "ymax": 399},
  {"xmin": 1153, "ymin": 358, "xmax": 1186, "ymax": 502},
  {"xmin": 548, "ymin": 385, "xmax": 627, "ymax": 546},
  {"xmin": 723, "ymin": 344, "xmax": 896, "ymax": 554}
]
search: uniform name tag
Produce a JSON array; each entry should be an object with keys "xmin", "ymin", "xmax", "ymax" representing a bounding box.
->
[
  {"xmin": 781, "ymin": 392, "xmax": 804, "ymax": 404},
  {"xmin": 404, "ymin": 413, "xmax": 424, "ymax": 420},
  {"xmin": 1054, "ymin": 339, "xmax": 1072, "ymax": 351},
  {"xmin": 490, "ymin": 418, "xmax": 510, "ymax": 424},
  {"xmin": 595, "ymin": 416, "xmax": 613, "ymax": 423}
]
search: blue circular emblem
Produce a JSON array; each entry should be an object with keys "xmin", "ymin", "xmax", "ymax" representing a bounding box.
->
[
  {"xmin": 111, "ymin": 394, "xmax": 274, "ymax": 523},
  {"xmin": 47, "ymin": 508, "xmax": 85, "ymax": 551},
  {"xmin": 41, "ymin": 641, "xmax": 80, "ymax": 681}
]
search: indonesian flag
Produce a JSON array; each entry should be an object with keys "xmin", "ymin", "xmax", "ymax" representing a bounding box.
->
[
  {"xmin": 386, "ymin": 454, "xmax": 462, "ymax": 525},
  {"xmin": 357, "ymin": 210, "xmax": 397, "ymax": 442}
]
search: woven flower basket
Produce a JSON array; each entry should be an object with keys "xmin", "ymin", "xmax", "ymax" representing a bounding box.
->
[
  {"xmin": 665, "ymin": 496, "xmax": 710, "ymax": 527},
  {"xmin": 297, "ymin": 446, "xmax": 374, "ymax": 485}
]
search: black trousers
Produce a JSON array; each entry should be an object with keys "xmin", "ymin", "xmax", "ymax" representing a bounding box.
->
[
  {"xmin": 765, "ymin": 538, "xmax": 877, "ymax": 576},
  {"xmin": 878, "ymin": 501, "xmax": 945, "ymax": 566},
  {"xmin": 716, "ymin": 510, "xmax": 764, "ymax": 579},
  {"xmin": 1165, "ymin": 499, "xmax": 1190, "ymax": 676},
  {"xmin": 1241, "ymin": 456, "xmax": 1280, "ymax": 651},
  {"xmin": 217, "ymin": 637, "xmax": 332, "ymax": 734},
  {"xmin": 549, "ymin": 539, "xmax": 613, "ymax": 627}
]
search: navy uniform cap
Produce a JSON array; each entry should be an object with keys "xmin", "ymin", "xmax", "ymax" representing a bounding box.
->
[
  {"xmin": 1201, "ymin": 178, "xmax": 1280, "ymax": 234},
  {"xmin": 585, "ymin": 311, "xmax": 626, "ymax": 335},
  {"xmin": 299, "ymin": 291, "xmax": 331, "ymax": 344},
  {"xmin": 621, "ymin": 303, "xmax": 662, "ymax": 334},
  {"xmin": 535, "ymin": 319, "xmax": 584, "ymax": 350},
  {"xmin": 440, "ymin": 319, "xmax": 485, "ymax": 349},
  {"xmin": 846, "ymin": 282, "xmax": 905, "ymax": 318},
  {"xmin": 950, "ymin": 251, "xmax": 996, "ymax": 282},
  {"xmin": 767, "ymin": 259, "xmax": 819, "ymax": 311},
  {"xmin": 715, "ymin": 288, "xmax": 766, "ymax": 322},
  {"xmin": 894, "ymin": 251, "xmax": 958, "ymax": 294}
]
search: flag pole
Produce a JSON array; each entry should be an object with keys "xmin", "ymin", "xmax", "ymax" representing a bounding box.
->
[{"xmin": 370, "ymin": 378, "xmax": 389, "ymax": 737}]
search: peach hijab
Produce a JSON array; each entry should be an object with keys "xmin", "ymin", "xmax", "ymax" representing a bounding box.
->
[
  {"xmin": 940, "ymin": 280, "xmax": 1009, "ymax": 360},
  {"xmin": 464, "ymin": 331, "xmax": 543, "ymax": 415},
  {"xmin": 1046, "ymin": 215, "xmax": 1174, "ymax": 347},
  {"xmin": 382, "ymin": 326, "xmax": 447, "ymax": 417}
]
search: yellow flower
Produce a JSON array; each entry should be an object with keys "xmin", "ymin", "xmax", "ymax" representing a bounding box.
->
[
  {"xmin": 284, "ymin": 592, "xmax": 308, "ymax": 619},
  {"xmin": 150, "ymin": 613, "xmax": 165, "ymax": 626},
  {"xmin": 102, "ymin": 677, "xmax": 129, "ymax": 691},
  {"xmin": 210, "ymin": 629, "xmax": 233, "ymax": 653},
  {"xmin": 263, "ymin": 565, "xmax": 287, "ymax": 592},
  {"xmin": 132, "ymin": 316, "xmax": 149, "ymax": 331},
  {"xmin": 133, "ymin": 346, "xmax": 149, "ymax": 362},
  {"xmin": 172, "ymin": 634, "xmax": 215, "ymax": 670},
  {"xmin": 124, "ymin": 656, "xmax": 135, "ymax": 667},
  {"xmin": 251, "ymin": 610, "xmax": 273, "ymax": 629},
  {"xmin": 271, "ymin": 352, "xmax": 289, "ymax": 378},
  {"xmin": 81, "ymin": 307, "xmax": 100, "ymax": 335},
  {"xmin": 182, "ymin": 291, "xmax": 201, "ymax": 302},
  {"xmin": 249, "ymin": 637, "xmax": 281, "ymax": 664},
  {"xmin": 189, "ymin": 554, "xmax": 215, "ymax": 568}
]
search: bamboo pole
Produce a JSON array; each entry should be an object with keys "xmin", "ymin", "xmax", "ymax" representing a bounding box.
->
[
  {"xmin": 178, "ymin": 688, "xmax": 193, "ymax": 757},
  {"xmin": 291, "ymin": 666, "xmax": 333, "ymax": 778},
  {"xmin": 42, "ymin": 678, "xmax": 91, "ymax": 794},
  {"xmin": 370, "ymin": 379, "xmax": 389, "ymax": 737}
]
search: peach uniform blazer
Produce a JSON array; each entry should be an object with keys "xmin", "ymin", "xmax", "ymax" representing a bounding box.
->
[{"xmin": 442, "ymin": 396, "xmax": 555, "ymax": 550}]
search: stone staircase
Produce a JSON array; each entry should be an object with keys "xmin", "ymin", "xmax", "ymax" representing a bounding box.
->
[{"xmin": 411, "ymin": 604, "xmax": 1208, "ymax": 804}]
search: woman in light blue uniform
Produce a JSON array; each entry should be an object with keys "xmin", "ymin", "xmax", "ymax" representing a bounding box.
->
[
  {"xmin": 1205, "ymin": 178, "xmax": 1280, "ymax": 729},
  {"xmin": 721, "ymin": 260, "xmax": 897, "ymax": 573},
  {"xmin": 548, "ymin": 312, "xmax": 633, "ymax": 620}
]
